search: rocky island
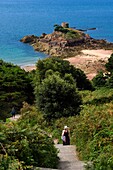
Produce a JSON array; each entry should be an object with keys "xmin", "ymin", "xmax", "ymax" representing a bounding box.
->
[
  {"xmin": 20, "ymin": 22, "xmax": 113, "ymax": 58},
  {"xmin": 20, "ymin": 22, "xmax": 113, "ymax": 79}
]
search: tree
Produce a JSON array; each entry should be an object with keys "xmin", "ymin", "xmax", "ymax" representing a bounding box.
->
[
  {"xmin": 92, "ymin": 71, "xmax": 107, "ymax": 88},
  {"xmin": 54, "ymin": 24, "xmax": 68, "ymax": 33},
  {"xmin": 0, "ymin": 60, "xmax": 34, "ymax": 120},
  {"xmin": 106, "ymin": 73, "xmax": 113, "ymax": 88},
  {"xmin": 35, "ymin": 73, "xmax": 82, "ymax": 122},
  {"xmin": 105, "ymin": 53, "xmax": 113, "ymax": 73},
  {"xmin": 36, "ymin": 57, "xmax": 93, "ymax": 90}
]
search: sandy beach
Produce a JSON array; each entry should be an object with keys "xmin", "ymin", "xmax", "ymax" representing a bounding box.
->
[
  {"xmin": 22, "ymin": 49, "xmax": 113, "ymax": 80},
  {"xmin": 65, "ymin": 49, "xmax": 113, "ymax": 80},
  {"xmin": 21, "ymin": 65, "xmax": 36, "ymax": 72}
]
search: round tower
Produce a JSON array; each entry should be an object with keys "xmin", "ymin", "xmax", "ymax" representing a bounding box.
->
[{"xmin": 61, "ymin": 22, "xmax": 69, "ymax": 28}]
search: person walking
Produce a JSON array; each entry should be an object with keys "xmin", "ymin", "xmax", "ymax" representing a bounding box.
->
[
  {"xmin": 10, "ymin": 107, "xmax": 16, "ymax": 118},
  {"xmin": 61, "ymin": 126, "xmax": 70, "ymax": 145}
]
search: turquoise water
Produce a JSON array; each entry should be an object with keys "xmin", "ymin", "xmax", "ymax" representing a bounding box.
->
[{"xmin": 0, "ymin": 0, "xmax": 113, "ymax": 66}]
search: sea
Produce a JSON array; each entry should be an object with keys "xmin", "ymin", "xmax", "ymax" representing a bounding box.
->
[{"xmin": 0, "ymin": 0, "xmax": 113, "ymax": 66}]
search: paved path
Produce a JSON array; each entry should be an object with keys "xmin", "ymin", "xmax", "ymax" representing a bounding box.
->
[
  {"xmin": 9, "ymin": 115, "xmax": 85, "ymax": 170},
  {"xmin": 9, "ymin": 114, "xmax": 21, "ymax": 121},
  {"xmin": 56, "ymin": 144, "xmax": 85, "ymax": 170}
]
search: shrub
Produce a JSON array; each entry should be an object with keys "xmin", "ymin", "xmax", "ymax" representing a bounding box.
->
[
  {"xmin": 92, "ymin": 71, "xmax": 107, "ymax": 88},
  {"xmin": 73, "ymin": 89, "xmax": 113, "ymax": 169},
  {"xmin": 35, "ymin": 73, "xmax": 82, "ymax": 122},
  {"xmin": 106, "ymin": 73, "xmax": 113, "ymax": 87},
  {"xmin": 54, "ymin": 24, "xmax": 68, "ymax": 33},
  {"xmin": 0, "ymin": 105, "xmax": 59, "ymax": 169}
]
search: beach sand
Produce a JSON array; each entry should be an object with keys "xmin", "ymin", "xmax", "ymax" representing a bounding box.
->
[
  {"xmin": 21, "ymin": 49, "xmax": 113, "ymax": 80},
  {"xmin": 21, "ymin": 65, "xmax": 36, "ymax": 72},
  {"xmin": 65, "ymin": 49, "xmax": 113, "ymax": 80}
]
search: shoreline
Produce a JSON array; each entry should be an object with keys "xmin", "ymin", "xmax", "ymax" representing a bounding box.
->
[
  {"xmin": 21, "ymin": 65, "xmax": 36, "ymax": 72},
  {"xmin": 21, "ymin": 49, "xmax": 113, "ymax": 80}
]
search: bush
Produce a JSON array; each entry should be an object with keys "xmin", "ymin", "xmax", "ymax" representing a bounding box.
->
[
  {"xmin": 0, "ymin": 105, "xmax": 59, "ymax": 169},
  {"xmin": 35, "ymin": 73, "xmax": 82, "ymax": 122},
  {"xmin": 92, "ymin": 71, "xmax": 107, "ymax": 88},
  {"xmin": 74, "ymin": 89, "xmax": 113, "ymax": 169},
  {"xmin": 54, "ymin": 24, "xmax": 68, "ymax": 33},
  {"xmin": 106, "ymin": 73, "xmax": 113, "ymax": 88}
]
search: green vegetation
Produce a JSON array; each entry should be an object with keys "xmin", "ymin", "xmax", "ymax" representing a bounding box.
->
[
  {"xmin": 54, "ymin": 87, "xmax": 113, "ymax": 170},
  {"xmin": 35, "ymin": 57, "xmax": 93, "ymax": 90},
  {"xmin": 1, "ymin": 54, "xmax": 113, "ymax": 169},
  {"xmin": 92, "ymin": 53, "xmax": 113, "ymax": 88},
  {"xmin": 34, "ymin": 57, "xmax": 93, "ymax": 122},
  {"xmin": 54, "ymin": 24, "xmax": 69, "ymax": 33},
  {"xmin": 105, "ymin": 53, "xmax": 113, "ymax": 73},
  {"xmin": 54, "ymin": 24, "xmax": 81, "ymax": 40},
  {"xmin": 0, "ymin": 60, "xmax": 34, "ymax": 120},
  {"xmin": 53, "ymin": 52, "xmax": 113, "ymax": 169},
  {"xmin": 0, "ymin": 103, "xmax": 58, "ymax": 170},
  {"xmin": 92, "ymin": 71, "xmax": 107, "ymax": 87},
  {"xmin": 76, "ymin": 88, "xmax": 113, "ymax": 169},
  {"xmin": 35, "ymin": 72, "xmax": 82, "ymax": 122}
]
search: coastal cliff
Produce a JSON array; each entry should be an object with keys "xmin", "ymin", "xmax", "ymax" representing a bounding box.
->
[{"xmin": 20, "ymin": 23, "xmax": 113, "ymax": 58}]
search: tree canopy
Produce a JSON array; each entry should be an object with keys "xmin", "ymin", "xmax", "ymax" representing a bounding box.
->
[
  {"xmin": 92, "ymin": 53, "xmax": 113, "ymax": 88},
  {"xmin": 105, "ymin": 53, "xmax": 113, "ymax": 73},
  {"xmin": 36, "ymin": 57, "xmax": 93, "ymax": 90},
  {"xmin": 0, "ymin": 60, "xmax": 34, "ymax": 120},
  {"xmin": 35, "ymin": 72, "xmax": 82, "ymax": 122},
  {"xmin": 92, "ymin": 71, "xmax": 107, "ymax": 87}
]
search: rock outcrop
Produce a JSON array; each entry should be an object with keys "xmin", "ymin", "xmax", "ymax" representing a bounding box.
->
[
  {"xmin": 20, "ymin": 24, "xmax": 113, "ymax": 58},
  {"xmin": 20, "ymin": 35, "xmax": 38, "ymax": 44}
]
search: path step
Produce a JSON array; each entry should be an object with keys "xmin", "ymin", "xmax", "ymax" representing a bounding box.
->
[
  {"xmin": 39, "ymin": 168, "xmax": 58, "ymax": 170},
  {"xmin": 56, "ymin": 144, "xmax": 85, "ymax": 170},
  {"xmin": 9, "ymin": 114, "xmax": 21, "ymax": 121}
]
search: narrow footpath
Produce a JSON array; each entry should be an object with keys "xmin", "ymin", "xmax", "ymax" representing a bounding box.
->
[
  {"xmin": 9, "ymin": 114, "xmax": 21, "ymax": 121},
  {"xmin": 56, "ymin": 144, "xmax": 85, "ymax": 170},
  {"xmin": 10, "ymin": 116, "xmax": 85, "ymax": 170},
  {"xmin": 40, "ymin": 144, "xmax": 85, "ymax": 170}
]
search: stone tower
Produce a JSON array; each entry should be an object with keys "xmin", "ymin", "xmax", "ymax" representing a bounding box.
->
[{"xmin": 61, "ymin": 22, "xmax": 69, "ymax": 28}]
